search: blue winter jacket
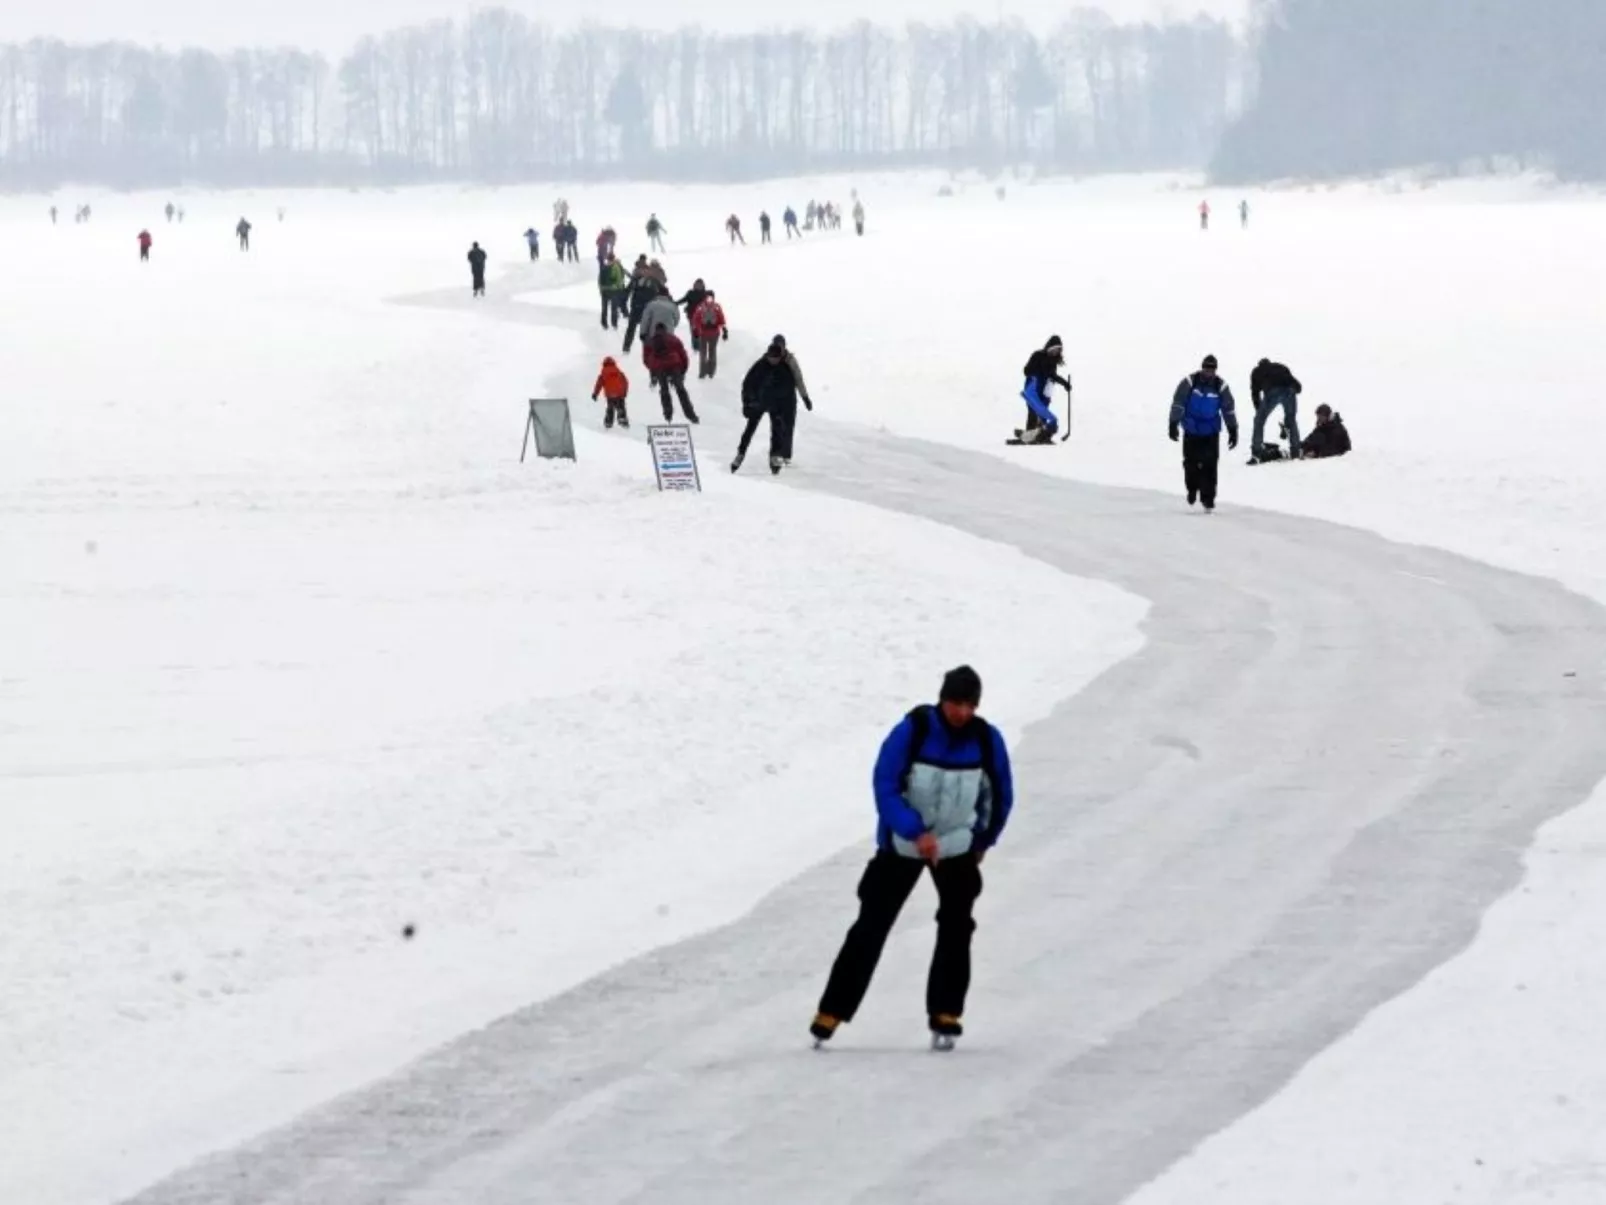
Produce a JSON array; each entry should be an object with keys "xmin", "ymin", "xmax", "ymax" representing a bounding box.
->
[{"xmin": 873, "ymin": 706, "xmax": 1015, "ymax": 860}]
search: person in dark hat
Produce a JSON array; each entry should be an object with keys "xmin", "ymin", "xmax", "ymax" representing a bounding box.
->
[
  {"xmin": 810, "ymin": 665, "xmax": 1016, "ymax": 1051},
  {"xmin": 1169, "ymin": 353, "xmax": 1239, "ymax": 511},
  {"xmin": 1016, "ymin": 335, "xmax": 1071, "ymax": 444},
  {"xmin": 733, "ymin": 334, "xmax": 814, "ymax": 474}
]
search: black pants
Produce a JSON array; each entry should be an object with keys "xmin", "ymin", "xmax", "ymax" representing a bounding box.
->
[
  {"xmin": 762, "ymin": 228, "xmax": 771, "ymax": 243},
  {"xmin": 697, "ymin": 336, "xmax": 719, "ymax": 378},
  {"xmin": 600, "ymin": 292, "xmax": 624, "ymax": 328},
  {"xmin": 1182, "ymin": 433, "xmax": 1221, "ymax": 505},
  {"xmin": 739, "ymin": 400, "xmax": 796, "ymax": 460},
  {"xmin": 623, "ymin": 309, "xmax": 646, "ymax": 352},
  {"xmin": 818, "ymin": 851, "xmax": 983, "ymax": 1023},
  {"xmin": 654, "ymin": 373, "xmax": 697, "ymax": 421},
  {"xmin": 603, "ymin": 397, "xmax": 629, "ymax": 428},
  {"xmin": 139, "ymin": 247, "xmax": 149, "ymax": 261}
]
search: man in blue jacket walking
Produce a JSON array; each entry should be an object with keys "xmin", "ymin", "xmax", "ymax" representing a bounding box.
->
[
  {"xmin": 1169, "ymin": 353, "xmax": 1239, "ymax": 511},
  {"xmin": 812, "ymin": 665, "xmax": 1015, "ymax": 1049}
]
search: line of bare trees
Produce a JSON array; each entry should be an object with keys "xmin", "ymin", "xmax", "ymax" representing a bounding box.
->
[
  {"xmin": 1214, "ymin": 0, "xmax": 1606, "ymax": 181},
  {"xmin": 0, "ymin": 10, "xmax": 1245, "ymax": 189}
]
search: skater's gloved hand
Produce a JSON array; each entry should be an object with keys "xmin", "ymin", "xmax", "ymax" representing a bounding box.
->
[
  {"xmin": 803, "ymin": 396, "xmax": 814, "ymax": 411},
  {"xmin": 722, "ymin": 328, "xmax": 729, "ymax": 341},
  {"xmin": 915, "ymin": 833, "xmax": 941, "ymax": 864},
  {"xmin": 1229, "ymin": 431, "xmax": 1239, "ymax": 450},
  {"xmin": 1168, "ymin": 425, "xmax": 1180, "ymax": 442}
]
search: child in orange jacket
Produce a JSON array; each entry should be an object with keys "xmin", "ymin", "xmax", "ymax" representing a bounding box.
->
[{"xmin": 592, "ymin": 356, "xmax": 631, "ymax": 429}]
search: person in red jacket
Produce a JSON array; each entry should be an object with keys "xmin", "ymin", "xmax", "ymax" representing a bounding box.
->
[
  {"xmin": 692, "ymin": 291, "xmax": 728, "ymax": 380},
  {"xmin": 591, "ymin": 356, "xmax": 631, "ymax": 429},
  {"xmin": 137, "ymin": 229, "xmax": 152, "ymax": 262},
  {"xmin": 642, "ymin": 323, "xmax": 699, "ymax": 423}
]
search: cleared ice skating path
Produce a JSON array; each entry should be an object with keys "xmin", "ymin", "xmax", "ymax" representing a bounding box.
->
[{"xmin": 121, "ymin": 283, "xmax": 1606, "ymax": 1205}]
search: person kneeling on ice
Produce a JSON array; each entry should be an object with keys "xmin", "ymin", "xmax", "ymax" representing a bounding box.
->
[
  {"xmin": 1169, "ymin": 354, "xmax": 1239, "ymax": 511},
  {"xmin": 811, "ymin": 666, "xmax": 1014, "ymax": 1050},
  {"xmin": 591, "ymin": 356, "xmax": 630, "ymax": 429},
  {"xmin": 1300, "ymin": 404, "xmax": 1351, "ymax": 459},
  {"xmin": 1016, "ymin": 336, "xmax": 1071, "ymax": 444}
]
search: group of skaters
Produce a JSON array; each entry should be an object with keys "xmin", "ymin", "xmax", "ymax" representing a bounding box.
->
[
  {"xmin": 109, "ymin": 209, "xmax": 268, "ymax": 262},
  {"xmin": 740, "ymin": 197, "xmax": 866, "ymax": 243},
  {"xmin": 1198, "ymin": 198, "xmax": 1252, "ymax": 230},
  {"xmin": 49, "ymin": 204, "xmax": 96, "ymax": 225},
  {"xmin": 1017, "ymin": 340, "xmax": 1352, "ymax": 512},
  {"xmin": 582, "ymin": 226, "xmax": 814, "ymax": 475}
]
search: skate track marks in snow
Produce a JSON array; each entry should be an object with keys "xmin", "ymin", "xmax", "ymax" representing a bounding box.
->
[{"xmin": 121, "ymin": 284, "xmax": 1606, "ymax": 1205}]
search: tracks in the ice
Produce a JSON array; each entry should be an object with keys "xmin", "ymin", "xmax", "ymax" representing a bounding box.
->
[{"xmin": 119, "ymin": 281, "xmax": 1606, "ymax": 1205}]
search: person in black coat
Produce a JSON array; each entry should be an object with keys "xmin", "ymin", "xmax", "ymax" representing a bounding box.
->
[
  {"xmin": 467, "ymin": 242, "xmax": 488, "ymax": 297},
  {"xmin": 675, "ymin": 278, "xmax": 710, "ymax": 349},
  {"xmin": 1249, "ymin": 358, "xmax": 1303, "ymax": 459},
  {"xmin": 1300, "ymin": 404, "xmax": 1351, "ymax": 459},
  {"xmin": 733, "ymin": 336, "xmax": 814, "ymax": 475}
]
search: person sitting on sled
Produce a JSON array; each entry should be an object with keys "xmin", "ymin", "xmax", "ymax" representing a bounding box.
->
[{"xmin": 1017, "ymin": 336, "xmax": 1071, "ymax": 444}]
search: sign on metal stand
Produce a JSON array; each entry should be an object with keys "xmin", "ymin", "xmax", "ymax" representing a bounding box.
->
[
  {"xmin": 646, "ymin": 424, "xmax": 702, "ymax": 492},
  {"xmin": 521, "ymin": 398, "xmax": 576, "ymax": 462}
]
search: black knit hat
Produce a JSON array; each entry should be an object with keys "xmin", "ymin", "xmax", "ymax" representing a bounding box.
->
[
  {"xmin": 1045, "ymin": 334, "xmax": 1064, "ymax": 353},
  {"xmin": 1202, "ymin": 354, "xmax": 1218, "ymax": 371},
  {"xmin": 939, "ymin": 665, "xmax": 983, "ymax": 706}
]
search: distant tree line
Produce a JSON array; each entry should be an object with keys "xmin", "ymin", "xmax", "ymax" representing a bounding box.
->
[
  {"xmin": 1214, "ymin": 0, "xmax": 1606, "ymax": 181},
  {"xmin": 0, "ymin": 10, "xmax": 1245, "ymax": 189}
]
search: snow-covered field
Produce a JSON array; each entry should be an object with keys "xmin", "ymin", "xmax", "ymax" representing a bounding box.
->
[{"xmin": 4, "ymin": 172, "xmax": 1605, "ymax": 1203}]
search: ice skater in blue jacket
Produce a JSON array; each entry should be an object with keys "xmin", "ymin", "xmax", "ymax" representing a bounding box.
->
[{"xmin": 811, "ymin": 665, "xmax": 1015, "ymax": 1048}]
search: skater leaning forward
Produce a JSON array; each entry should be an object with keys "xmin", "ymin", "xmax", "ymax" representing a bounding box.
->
[
  {"xmin": 812, "ymin": 666, "xmax": 1015, "ymax": 1049},
  {"xmin": 733, "ymin": 335, "xmax": 812, "ymax": 475}
]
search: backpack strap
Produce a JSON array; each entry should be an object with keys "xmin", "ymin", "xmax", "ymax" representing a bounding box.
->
[
  {"xmin": 901, "ymin": 705, "xmax": 931, "ymax": 791},
  {"xmin": 902, "ymin": 705, "xmax": 998, "ymax": 811}
]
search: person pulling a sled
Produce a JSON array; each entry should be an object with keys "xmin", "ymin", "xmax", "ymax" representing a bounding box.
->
[
  {"xmin": 811, "ymin": 665, "xmax": 1014, "ymax": 1051},
  {"xmin": 1015, "ymin": 336, "xmax": 1070, "ymax": 444}
]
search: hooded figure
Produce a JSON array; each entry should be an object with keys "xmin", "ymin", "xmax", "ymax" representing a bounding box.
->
[
  {"xmin": 467, "ymin": 242, "xmax": 488, "ymax": 296},
  {"xmin": 591, "ymin": 355, "xmax": 631, "ymax": 429}
]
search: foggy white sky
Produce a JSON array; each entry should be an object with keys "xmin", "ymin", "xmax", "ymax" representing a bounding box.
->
[{"xmin": 0, "ymin": 0, "xmax": 1249, "ymax": 54}]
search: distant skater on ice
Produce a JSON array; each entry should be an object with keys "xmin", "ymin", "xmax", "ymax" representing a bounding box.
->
[
  {"xmin": 1199, "ymin": 199, "xmax": 1211, "ymax": 231},
  {"xmin": 236, "ymin": 217, "xmax": 252, "ymax": 250},
  {"xmin": 467, "ymin": 242, "xmax": 488, "ymax": 297},
  {"xmin": 811, "ymin": 666, "xmax": 1014, "ymax": 1051},
  {"xmin": 1170, "ymin": 354, "xmax": 1239, "ymax": 511},
  {"xmin": 647, "ymin": 213, "xmax": 667, "ymax": 254},
  {"xmin": 524, "ymin": 227, "xmax": 540, "ymax": 261},
  {"xmin": 137, "ymin": 230, "xmax": 152, "ymax": 262},
  {"xmin": 1239, "ymin": 198, "xmax": 1251, "ymax": 229}
]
